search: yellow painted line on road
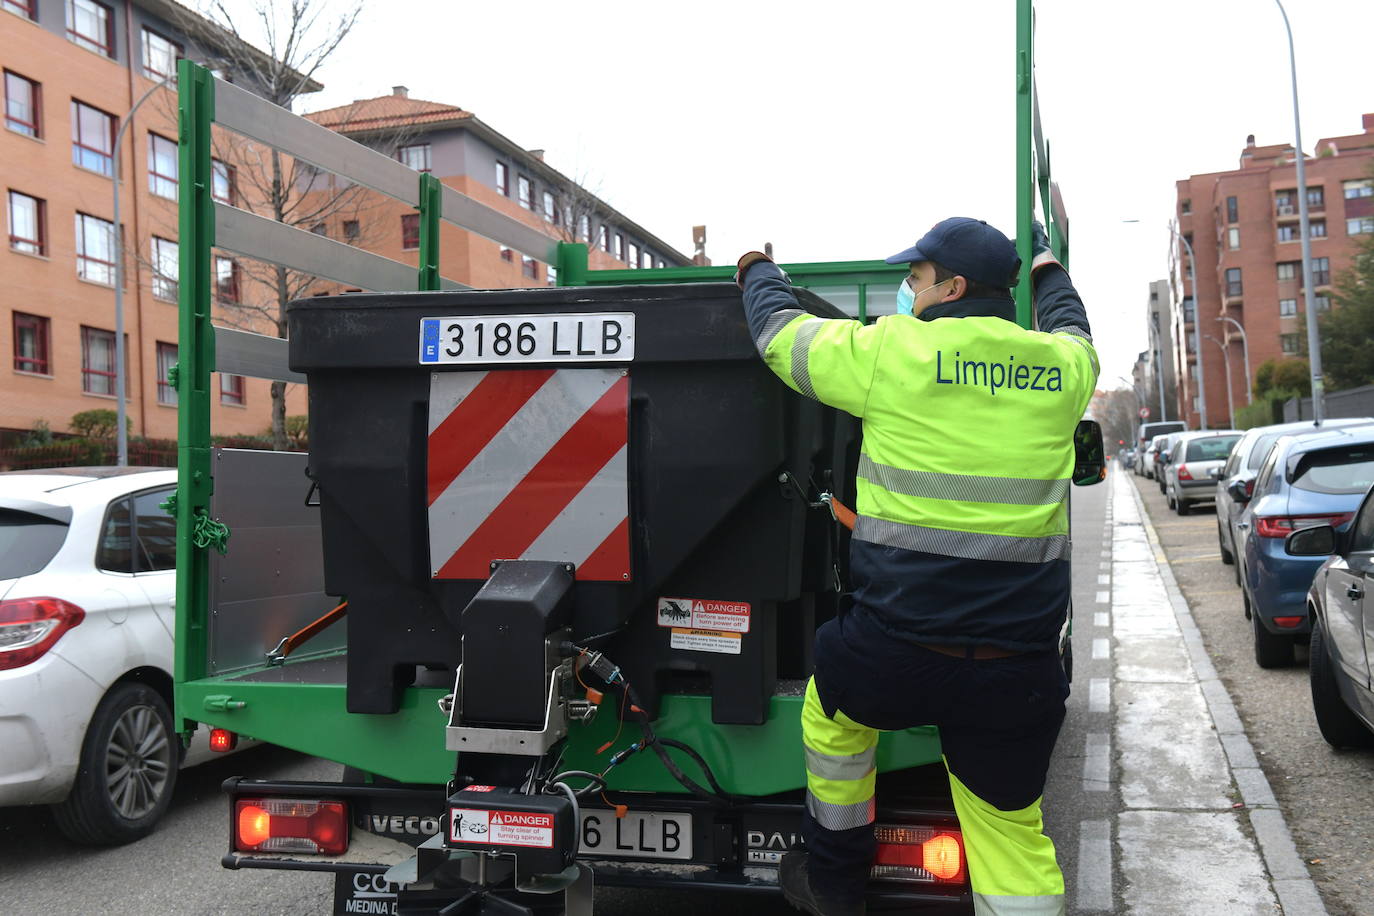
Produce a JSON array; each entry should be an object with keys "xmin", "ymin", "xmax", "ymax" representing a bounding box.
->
[{"xmin": 1169, "ymin": 554, "xmax": 1222, "ymax": 563}]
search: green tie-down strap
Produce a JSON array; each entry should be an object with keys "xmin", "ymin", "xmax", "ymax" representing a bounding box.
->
[
  {"xmin": 192, "ymin": 510, "xmax": 231, "ymax": 554},
  {"xmin": 159, "ymin": 492, "xmax": 178, "ymax": 516}
]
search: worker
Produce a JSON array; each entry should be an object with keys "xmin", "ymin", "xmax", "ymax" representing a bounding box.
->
[{"xmin": 735, "ymin": 218, "xmax": 1098, "ymax": 916}]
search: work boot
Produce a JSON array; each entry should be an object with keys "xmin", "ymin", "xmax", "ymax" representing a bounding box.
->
[{"xmin": 780, "ymin": 850, "xmax": 867, "ymax": 916}]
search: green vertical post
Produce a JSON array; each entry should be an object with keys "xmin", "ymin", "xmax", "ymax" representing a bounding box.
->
[
  {"xmin": 857, "ymin": 284, "xmax": 868, "ymax": 323},
  {"xmin": 556, "ymin": 242, "xmax": 589, "ymax": 287},
  {"xmin": 417, "ymin": 173, "xmax": 442, "ymax": 291},
  {"xmin": 1014, "ymin": 0, "xmax": 1034, "ymax": 331},
  {"xmin": 173, "ymin": 59, "xmax": 215, "ymax": 731}
]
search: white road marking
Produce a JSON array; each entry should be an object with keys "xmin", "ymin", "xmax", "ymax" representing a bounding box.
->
[
  {"xmin": 1089, "ymin": 678, "xmax": 1110, "ymax": 713},
  {"xmin": 1076, "ymin": 819, "xmax": 1114, "ymax": 911},
  {"xmin": 1094, "ymin": 611, "xmax": 1110, "ymax": 628},
  {"xmin": 1093, "ymin": 638, "xmax": 1111, "ymax": 660},
  {"xmin": 1083, "ymin": 732, "xmax": 1111, "ymax": 791},
  {"xmin": 1095, "ymin": 590, "xmax": 1110, "ymax": 604},
  {"xmin": 1097, "ymin": 574, "xmax": 1110, "ymax": 585}
]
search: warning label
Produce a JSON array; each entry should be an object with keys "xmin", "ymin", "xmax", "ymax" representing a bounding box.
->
[
  {"xmin": 449, "ymin": 808, "xmax": 554, "ymax": 848},
  {"xmin": 669, "ymin": 628, "xmax": 743, "ymax": 655},
  {"xmin": 657, "ymin": 597, "xmax": 751, "ymax": 633}
]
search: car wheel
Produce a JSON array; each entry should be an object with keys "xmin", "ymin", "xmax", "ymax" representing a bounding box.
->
[
  {"xmin": 1251, "ymin": 596, "xmax": 1295, "ymax": 669},
  {"xmin": 1218, "ymin": 524, "xmax": 1234, "ymax": 565},
  {"xmin": 1309, "ymin": 614, "xmax": 1374, "ymax": 749},
  {"xmin": 51, "ymin": 682, "xmax": 178, "ymax": 845},
  {"xmin": 1175, "ymin": 495, "xmax": 1190, "ymax": 516}
]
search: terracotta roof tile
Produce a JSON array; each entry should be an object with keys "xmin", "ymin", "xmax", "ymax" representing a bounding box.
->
[{"xmin": 305, "ymin": 94, "xmax": 471, "ymax": 132}]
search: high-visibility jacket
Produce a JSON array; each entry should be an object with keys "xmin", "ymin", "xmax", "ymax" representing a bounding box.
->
[{"xmin": 742, "ymin": 263, "xmax": 1099, "ymax": 651}]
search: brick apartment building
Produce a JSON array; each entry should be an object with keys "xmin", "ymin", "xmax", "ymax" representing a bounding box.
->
[
  {"xmin": 2, "ymin": 1, "xmax": 691, "ymax": 447},
  {"xmin": 1171, "ymin": 114, "xmax": 1374, "ymax": 428}
]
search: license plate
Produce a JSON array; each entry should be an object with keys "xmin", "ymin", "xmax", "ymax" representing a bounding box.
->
[
  {"xmin": 579, "ymin": 809, "xmax": 692, "ymax": 861},
  {"xmin": 419, "ymin": 313, "xmax": 635, "ymax": 366}
]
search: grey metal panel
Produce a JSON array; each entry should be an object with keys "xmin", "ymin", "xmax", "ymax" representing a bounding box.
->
[
  {"xmin": 213, "ymin": 79, "xmax": 420, "ymax": 205},
  {"xmin": 438, "ymin": 185, "xmax": 558, "ymax": 263},
  {"xmin": 214, "ymin": 327, "xmax": 307, "ymax": 383},
  {"xmin": 216, "ymin": 204, "xmax": 419, "ymax": 292},
  {"xmin": 439, "ymin": 276, "xmax": 471, "ymax": 291},
  {"xmin": 208, "ymin": 449, "xmax": 342, "ymax": 674}
]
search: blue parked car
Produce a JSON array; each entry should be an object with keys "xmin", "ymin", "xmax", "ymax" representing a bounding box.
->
[{"xmin": 1236, "ymin": 424, "xmax": 1374, "ymax": 668}]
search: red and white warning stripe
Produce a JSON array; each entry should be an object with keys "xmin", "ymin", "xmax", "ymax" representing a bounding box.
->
[{"xmin": 427, "ymin": 368, "xmax": 629, "ymax": 580}]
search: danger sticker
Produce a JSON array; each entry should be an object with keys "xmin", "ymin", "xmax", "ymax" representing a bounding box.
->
[
  {"xmin": 449, "ymin": 808, "xmax": 554, "ymax": 848},
  {"xmin": 670, "ymin": 628, "xmax": 743, "ymax": 655},
  {"xmin": 657, "ymin": 597, "xmax": 751, "ymax": 633}
]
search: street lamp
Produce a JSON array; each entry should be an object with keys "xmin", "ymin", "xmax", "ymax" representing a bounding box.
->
[
  {"xmin": 1203, "ymin": 334, "xmax": 1235, "ymax": 429},
  {"xmin": 112, "ymin": 77, "xmax": 173, "ymax": 466},
  {"xmin": 1171, "ymin": 222, "xmax": 1208, "ymax": 429},
  {"xmin": 1216, "ymin": 315, "xmax": 1252, "ymax": 405},
  {"xmin": 1274, "ymin": 0, "xmax": 1326, "ymax": 423}
]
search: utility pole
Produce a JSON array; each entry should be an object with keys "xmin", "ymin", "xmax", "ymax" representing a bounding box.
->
[{"xmin": 1216, "ymin": 316, "xmax": 1252, "ymax": 404}]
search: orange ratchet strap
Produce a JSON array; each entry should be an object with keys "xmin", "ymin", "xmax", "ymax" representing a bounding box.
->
[{"xmin": 267, "ymin": 601, "xmax": 348, "ymax": 665}]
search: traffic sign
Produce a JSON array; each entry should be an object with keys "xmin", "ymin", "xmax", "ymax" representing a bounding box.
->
[{"xmin": 1138, "ymin": 406, "xmax": 1151, "ymax": 419}]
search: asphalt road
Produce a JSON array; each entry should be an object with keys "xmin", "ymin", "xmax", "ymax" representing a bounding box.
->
[{"xmin": 1128, "ymin": 469, "xmax": 1373, "ymax": 916}]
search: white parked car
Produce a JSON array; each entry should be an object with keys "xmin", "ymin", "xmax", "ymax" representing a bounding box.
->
[{"xmin": 0, "ymin": 467, "xmax": 241, "ymax": 845}]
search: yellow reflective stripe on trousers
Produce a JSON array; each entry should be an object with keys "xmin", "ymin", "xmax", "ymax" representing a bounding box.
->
[
  {"xmin": 854, "ymin": 515, "xmax": 1069, "ymax": 563},
  {"xmin": 858, "ymin": 455, "xmax": 1070, "ymax": 506},
  {"xmin": 801, "ymin": 678, "xmax": 877, "ymax": 831},
  {"xmin": 946, "ymin": 765, "xmax": 1064, "ymax": 913}
]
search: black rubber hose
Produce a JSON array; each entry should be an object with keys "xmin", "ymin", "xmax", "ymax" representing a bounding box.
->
[{"xmin": 624, "ymin": 683, "xmax": 738, "ymax": 808}]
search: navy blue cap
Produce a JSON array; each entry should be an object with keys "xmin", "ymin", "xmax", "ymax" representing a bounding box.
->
[{"xmin": 885, "ymin": 217, "xmax": 1021, "ymax": 288}]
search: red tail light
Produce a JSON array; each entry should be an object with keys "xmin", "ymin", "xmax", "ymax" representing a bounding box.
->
[
  {"xmin": 210, "ymin": 729, "xmax": 238, "ymax": 753},
  {"xmin": 0, "ymin": 597, "xmax": 86, "ymax": 671},
  {"xmin": 234, "ymin": 798, "xmax": 348, "ymax": 855},
  {"xmin": 1272, "ymin": 616, "xmax": 1304, "ymax": 629},
  {"xmin": 872, "ymin": 824, "xmax": 966, "ymax": 884},
  {"xmin": 1177, "ymin": 464, "xmax": 1193, "ymax": 481},
  {"xmin": 1255, "ymin": 513, "xmax": 1354, "ymax": 539}
]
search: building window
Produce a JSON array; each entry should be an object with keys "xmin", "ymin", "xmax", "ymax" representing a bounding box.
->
[
  {"xmin": 156, "ymin": 342, "xmax": 177, "ymax": 405},
  {"xmin": 67, "ymin": 0, "xmax": 114, "ymax": 56},
  {"xmin": 13, "ymin": 312, "xmax": 51, "ymax": 374},
  {"xmin": 495, "ymin": 161, "xmax": 509, "ymax": 197},
  {"xmin": 71, "ymin": 100, "xmax": 116, "ymax": 176},
  {"xmin": 1280, "ymin": 334, "xmax": 1300, "ymax": 355},
  {"xmin": 141, "ymin": 28, "xmax": 181, "ymax": 79},
  {"xmin": 598, "ymin": 225, "xmax": 609, "ymax": 252},
  {"xmin": 1348, "ymin": 217, "xmax": 1374, "ymax": 235},
  {"xmin": 1225, "ymin": 267, "xmax": 1242, "ymax": 297},
  {"xmin": 1183, "ymin": 298, "xmax": 1195, "ymax": 323},
  {"xmin": 1279, "ymin": 298, "xmax": 1296, "ymax": 317},
  {"xmin": 1277, "ymin": 261, "xmax": 1298, "ymax": 281},
  {"xmin": 517, "ymin": 176, "xmax": 532, "ymax": 209},
  {"xmin": 1277, "ymin": 224, "xmax": 1298, "ymax": 243},
  {"xmin": 1306, "ymin": 186, "xmax": 1324, "ymax": 209},
  {"xmin": 81, "ymin": 326, "xmax": 117, "ymax": 394},
  {"xmin": 577, "ymin": 214, "xmax": 589, "ymax": 242},
  {"xmin": 641, "ymin": 249, "xmax": 653, "ymax": 270},
  {"xmin": 1225, "ymin": 196, "xmax": 1238, "ymax": 223},
  {"xmin": 220, "ymin": 373, "xmax": 245, "ymax": 406},
  {"xmin": 399, "ymin": 143, "xmax": 431, "ymax": 172},
  {"xmin": 215, "ymin": 255, "xmax": 239, "ymax": 302},
  {"xmin": 613, "ymin": 233, "xmax": 624, "ymax": 260},
  {"xmin": 542, "ymin": 190, "xmax": 557, "ymax": 223},
  {"xmin": 148, "ymin": 133, "xmax": 178, "ymax": 199},
  {"xmin": 522, "ymin": 256, "xmax": 538, "ymax": 280},
  {"xmin": 546, "ymin": 264, "xmax": 557, "ymax": 286},
  {"xmin": 343, "ymin": 220, "xmax": 359, "ymax": 243},
  {"xmin": 401, "ymin": 213, "xmax": 419, "ymax": 249},
  {"xmin": 1314, "ymin": 295, "xmax": 1330, "ymax": 312},
  {"xmin": 1227, "ymin": 227, "xmax": 1240, "ymax": 250},
  {"xmin": 8, "ymin": 190, "xmax": 46, "ymax": 255},
  {"xmin": 1312, "ymin": 257, "xmax": 1330, "ymax": 286},
  {"xmin": 1180, "ymin": 199, "xmax": 1191, "ymax": 215},
  {"xmin": 1310, "ymin": 220, "xmax": 1327, "ymax": 238},
  {"xmin": 151, "ymin": 236, "xmax": 178, "ymax": 300},
  {"xmin": 75, "ymin": 212, "xmax": 115, "ymax": 284},
  {"xmin": 627, "ymin": 242, "xmax": 639, "ymax": 269},
  {"xmin": 211, "ymin": 159, "xmax": 235, "ymax": 205},
  {"xmin": 657, "ymin": 259, "xmax": 665, "ymax": 269},
  {"xmin": 4, "ymin": 70, "xmax": 41, "ymax": 137},
  {"xmin": 309, "ymin": 222, "xmax": 327, "ymax": 237},
  {"xmin": 499, "ymin": 247, "xmax": 513, "ymax": 262},
  {"xmin": 1274, "ymin": 190, "xmax": 1294, "ymax": 215},
  {"xmin": 1343, "ymin": 179, "xmax": 1373, "ymax": 199},
  {"xmin": 3, "ymin": 0, "xmax": 36, "ymax": 19}
]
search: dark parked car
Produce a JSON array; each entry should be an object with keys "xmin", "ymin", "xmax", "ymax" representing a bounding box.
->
[
  {"xmin": 1236, "ymin": 426, "xmax": 1374, "ymax": 667},
  {"xmin": 1216, "ymin": 419, "xmax": 1374, "ymax": 578},
  {"xmin": 1164, "ymin": 430, "xmax": 1240, "ymax": 515},
  {"xmin": 1287, "ymin": 486, "xmax": 1374, "ymax": 748}
]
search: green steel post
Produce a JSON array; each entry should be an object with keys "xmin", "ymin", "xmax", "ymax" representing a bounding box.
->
[
  {"xmin": 173, "ymin": 59, "xmax": 215, "ymax": 732},
  {"xmin": 1014, "ymin": 0, "xmax": 1034, "ymax": 331},
  {"xmin": 857, "ymin": 284, "xmax": 868, "ymax": 323},
  {"xmin": 417, "ymin": 173, "xmax": 442, "ymax": 291},
  {"xmin": 556, "ymin": 242, "xmax": 589, "ymax": 287}
]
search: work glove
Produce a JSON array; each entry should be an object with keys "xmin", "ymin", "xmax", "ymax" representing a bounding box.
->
[
  {"xmin": 1026, "ymin": 220, "xmax": 1063, "ymax": 275},
  {"xmin": 734, "ymin": 250, "xmax": 774, "ymax": 289}
]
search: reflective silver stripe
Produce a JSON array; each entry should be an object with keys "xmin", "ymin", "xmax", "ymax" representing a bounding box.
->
[
  {"xmin": 1056, "ymin": 330, "xmax": 1099, "ymax": 373},
  {"xmin": 972, "ymin": 893, "xmax": 1065, "ymax": 915},
  {"xmin": 1053, "ymin": 325, "xmax": 1092, "ymax": 342},
  {"xmin": 790, "ymin": 319, "xmax": 825, "ymax": 400},
  {"xmin": 859, "ymin": 455, "xmax": 1069, "ymax": 507},
  {"xmin": 804, "ymin": 792, "xmax": 875, "ymax": 830},
  {"xmin": 854, "ymin": 516, "xmax": 1068, "ymax": 563},
  {"xmin": 804, "ymin": 745, "xmax": 876, "ymax": 782},
  {"xmin": 756, "ymin": 308, "xmax": 806, "ymax": 356}
]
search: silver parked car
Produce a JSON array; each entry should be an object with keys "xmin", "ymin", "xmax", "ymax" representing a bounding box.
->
[{"xmin": 1164, "ymin": 431, "xmax": 1241, "ymax": 515}]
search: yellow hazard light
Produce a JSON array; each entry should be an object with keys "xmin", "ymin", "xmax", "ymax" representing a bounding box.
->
[{"xmin": 922, "ymin": 833, "xmax": 963, "ymax": 880}]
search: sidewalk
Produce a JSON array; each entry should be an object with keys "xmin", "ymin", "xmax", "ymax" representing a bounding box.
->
[{"xmin": 1106, "ymin": 469, "xmax": 1326, "ymax": 914}]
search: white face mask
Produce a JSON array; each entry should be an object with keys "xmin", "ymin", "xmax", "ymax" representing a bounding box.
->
[{"xmin": 896, "ymin": 275, "xmax": 947, "ymax": 316}]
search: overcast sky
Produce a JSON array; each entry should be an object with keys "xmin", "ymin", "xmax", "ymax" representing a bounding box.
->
[{"xmin": 222, "ymin": 0, "xmax": 1373, "ymax": 389}]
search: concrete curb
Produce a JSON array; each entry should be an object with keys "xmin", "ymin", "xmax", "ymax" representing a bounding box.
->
[{"xmin": 1124, "ymin": 476, "xmax": 1328, "ymax": 916}]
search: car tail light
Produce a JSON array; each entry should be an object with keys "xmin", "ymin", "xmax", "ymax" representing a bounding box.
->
[
  {"xmin": 1272, "ymin": 616, "xmax": 1304, "ymax": 629},
  {"xmin": 1177, "ymin": 464, "xmax": 1193, "ymax": 481},
  {"xmin": 210, "ymin": 729, "xmax": 238, "ymax": 753},
  {"xmin": 871, "ymin": 824, "xmax": 966, "ymax": 884},
  {"xmin": 235, "ymin": 798, "xmax": 348, "ymax": 855},
  {"xmin": 0, "ymin": 597, "xmax": 86, "ymax": 671},
  {"xmin": 1255, "ymin": 513, "xmax": 1354, "ymax": 539}
]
